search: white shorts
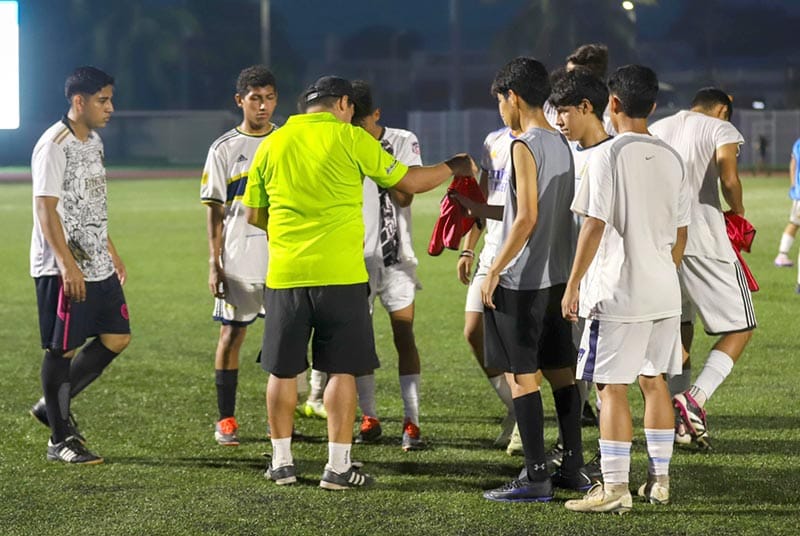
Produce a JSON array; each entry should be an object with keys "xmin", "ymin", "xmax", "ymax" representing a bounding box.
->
[
  {"xmin": 465, "ymin": 267, "xmax": 487, "ymax": 313},
  {"xmin": 679, "ymin": 256, "xmax": 757, "ymax": 335},
  {"xmin": 789, "ymin": 200, "xmax": 800, "ymax": 226},
  {"xmin": 212, "ymin": 277, "xmax": 265, "ymax": 325},
  {"xmin": 367, "ymin": 260, "xmax": 421, "ymax": 314},
  {"xmin": 576, "ymin": 316, "xmax": 683, "ymax": 384}
]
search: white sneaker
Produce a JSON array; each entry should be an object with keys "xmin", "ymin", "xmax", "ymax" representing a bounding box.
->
[
  {"xmin": 565, "ymin": 483, "xmax": 632, "ymax": 514},
  {"xmin": 674, "ymin": 422, "xmax": 692, "ymax": 446},
  {"xmin": 774, "ymin": 253, "xmax": 794, "ymax": 267},
  {"xmin": 637, "ymin": 475, "xmax": 669, "ymax": 505},
  {"xmin": 301, "ymin": 399, "xmax": 328, "ymax": 419}
]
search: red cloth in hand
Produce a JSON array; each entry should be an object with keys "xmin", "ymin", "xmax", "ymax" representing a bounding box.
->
[
  {"xmin": 724, "ymin": 211, "xmax": 759, "ymax": 292},
  {"xmin": 428, "ymin": 175, "xmax": 486, "ymax": 256}
]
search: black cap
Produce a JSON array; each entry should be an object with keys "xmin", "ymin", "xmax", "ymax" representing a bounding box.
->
[{"xmin": 303, "ymin": 76, "xmax": 354, "ymax": 105}]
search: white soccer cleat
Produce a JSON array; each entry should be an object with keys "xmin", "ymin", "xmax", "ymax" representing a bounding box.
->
[{"xmin": 565, "ymin": 482, "xmax": 632, "ymax": 514}]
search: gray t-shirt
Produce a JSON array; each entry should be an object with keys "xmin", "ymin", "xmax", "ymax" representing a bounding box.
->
[{"xmin": 499, "ymin": 128, "xmax": 575, "ymax": 290}]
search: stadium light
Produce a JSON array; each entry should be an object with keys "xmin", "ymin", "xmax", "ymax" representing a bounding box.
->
[
  {"xmin": 622, "ymin": 1, "xmax": 635, "ymax": 10},
  {"xmin": 751, "ymin": 100, "xmax": 766, "ymax": 110}
]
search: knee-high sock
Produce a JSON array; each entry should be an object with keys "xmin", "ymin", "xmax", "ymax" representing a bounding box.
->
[
  {"xmin": 41, "ymin": 350, "xmax": 71, "ymax": 443},
  {"xmin": 308, "ymin": 369, "xmax": 327, "ymax": 403},
  {"xmin": 691, "ymin": 350, "xmax": 735, "ymax": 406},
  {"xmin": 553, "ymin": 384, "xmax": 584, "ymax": 472},
  {"xmin": 69, "ymin": 338, "xmax": 119, "ymax": 398},
  {"xmin": 356, "ymin": 374, "xmax": 378, "ymax": 418},
  {"xmin": 513, "ymin": 391, "xmax": 548, "ymax": 482},
  {"xmin": 399, "ymin": 374, "xmax": 420, "ymax": 425},
  {"xmin": 215, "ymin": 369, "xmax": 238, "ymax": 420}
]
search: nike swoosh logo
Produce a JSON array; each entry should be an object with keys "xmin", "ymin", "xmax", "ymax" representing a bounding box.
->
[{"xmin": 645, "ymin": 155, "xmax": 655, "ymax": 160}]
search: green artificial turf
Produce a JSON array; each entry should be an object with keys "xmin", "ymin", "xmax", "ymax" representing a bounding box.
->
[{"xmin": 0, "ymin": 174, "xmax": 797, "ymax": 535}]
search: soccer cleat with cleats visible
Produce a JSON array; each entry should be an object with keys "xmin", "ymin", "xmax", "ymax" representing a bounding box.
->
[
  {"xmin": 263, "ymin": 454, "xmax": 297, "ymax": 485},
  {"xmin": 774, "ymin": 253, "xmax": 794, "ymax": 267},
  {"xmin": 301, "ymin": 399, "xmax": 328, "ymax": 419},
  {"xmin": 506, "ymin": 424, "xmax": 523, "ymax": 456},
  {"xmin": 320, "ymin": 464, "xmax": 374, "ymax": 490},
  {"xmin": 637, "ymin": 475, "xmax": 670, "ymax": 505},
  {"xmin": 673, "ymin": 392, "xmax": 712, "ymax": 450},
  {"xmin": 493, "ymin": 412, "xmax": 516, "ymax": 448},
  {"xmin": 214, "ymin": 416, "xmax": 240, "ymax": 446},
  {"xmin": 674, "ymin": 421, "xmax": 692, "ymax": 446},
  {"xmin": 545, "ymin": 442, "xmax": 564, "ymax": 472},
  {"xmin": 483, "ymin": 474, "xmax": 554, "ymax": 503},
  {"xmin": 31, "ymin": 398, "xmax": 86, "ymax": 445},
  {"xmin": 354, "ymin": 415, "xmax": 382, "ymax": 444},
  {"xmin": 565, "ymin": 482, "xmax": 632, "ymax": 514},
  {"xmin": 47, "ymin": 436, "xmax": 103, "ymax": 464},
  {"xmin": 401, "ymin": 419, "xmax": 425, "ymax": 451},
  {"xmin": 551, "ymin": 464, "xmax": 595, "ymax": 492}
]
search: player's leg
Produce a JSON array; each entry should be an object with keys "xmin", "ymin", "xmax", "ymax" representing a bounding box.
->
[
  {"xmin": 354, "ymin": 370, "xmax": 381, "ymax": 443},
  {"xmin": 212, "ymin": 324, "xmax": 246, "ymax": 445},
  {"xmin": 775, "ymin": 222, "xmax": 797, "ymax": 267}
]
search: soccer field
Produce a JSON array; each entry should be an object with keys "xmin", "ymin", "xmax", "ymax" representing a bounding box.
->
[{"xmin": 0, "ymin": 174, "xmax": 797, "ymax": 535}]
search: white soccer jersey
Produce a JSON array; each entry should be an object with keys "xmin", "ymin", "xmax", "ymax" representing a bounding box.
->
[
  {"xmin": 363, "ymin": 127, "xmax": 423, "ymax": 265},
  {"xmin": 570, "ymin": 136, "xmax": 614, "ymax": 237},
  {"xmin": 30, "ymin": 118, "xmax": 115, "ymax": 282},
  {"xmin": 650, "ymin": 110, "xmax": 744, "ymax": 262},
  {"xmin": 571, "ymin": 132, "xmax": 691, "ymax": 322},
  {"xmin": 201, "ymin": 126, "xmax": 275, "ymax": 283},
  {"xmin": 477, "ymin": 127, "xmax": 514, "ymax": 270}
]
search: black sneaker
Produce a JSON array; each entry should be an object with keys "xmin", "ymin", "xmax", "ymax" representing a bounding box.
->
[
  {"xmin": 551, "ymin": 465, "xmax": 594, "ymax": 492},
  {"xmin": 319, "ymin": 464, "xmax": 374, "ymax": 490},
  {"xmin": 31, "ymin": 399, "xmax": 86, "ymax": 444},
  {"xmin": 483, "ymin": 475, "xmax": 554, "ymax": 503},
  {"xmin": 46, "ymin": 436, "xmax": 103, "ymax": 464},
  {"xmin": 263, "ymin": 454, "xmax": 297, "ymax": 485},
  {"xmin": 545, "ymin": 443, "xmax": 564, "ymax": 472},
  {"xmin": 581, "ymin": 401, "xmax": 599, "ymax": 427}
]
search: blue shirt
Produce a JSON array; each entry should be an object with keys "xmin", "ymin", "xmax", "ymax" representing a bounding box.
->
[{"xmin": 791, "ymin": 138, "xmax": 800, "ymax": 200}]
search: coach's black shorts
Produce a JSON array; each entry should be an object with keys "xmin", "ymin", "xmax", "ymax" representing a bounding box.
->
[
  {"xmin": 35, "ymin": 274, "xmax": 130, "ymax": 352},
  {"xmin": 483, "ymin": 284, "xmax": 576, "ymax": 374},
  {"xmin": 261, "ymin": 283, "xmax": 379, "ymax": 377}
]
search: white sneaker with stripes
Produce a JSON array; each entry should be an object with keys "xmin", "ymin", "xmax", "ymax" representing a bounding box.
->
[
  {"xmin": 319, "ymin": 463, "xmax": 374, "ymax": 490},
  {"xmin": 47, "ymin": 436, "xmax": 103, "ymax": 465}
]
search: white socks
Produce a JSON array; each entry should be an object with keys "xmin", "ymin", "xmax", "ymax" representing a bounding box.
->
[
  {"xmin": 644, "ymin": 429, "xmax": 674, "ymax": 477},
  {"xmin": 308, "ymin": 369, "xmax": 327, "ymax": 403},
  {"xmin": 599, "ymin": 439, "xmax": 631, "ymax": 485},
  {"xmin": 779, "ymin": 232, "xmax": 794, "ymax": 255},
  {"xmin": 399, "ymin": 374, "xmax": 420, "ymax": 425},
  {"xmin": 271, "ymin": 437, "xmax": 293, "ymax": 468},
  {"xmin": 488, "ymin": 374, "xmax": 515, "ymax": 414},
  {"xmin": 692, "ymin": 350, "xmax": 735, "ymax": 406},
  {"xmin": 356, "ymin": 374, "xmax": 378, "ymax": 417},
  {"xmin": 327, "ymin": 442, "xmax": 351, "ymax": 474}
]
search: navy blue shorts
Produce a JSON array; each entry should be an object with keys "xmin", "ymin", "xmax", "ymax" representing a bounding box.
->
[
  {"xmin": 35, "ymin": 275, "xmax": 130, "ymax": 352},
  {"xmin": 483, "ymin": 284, "xmax": 576, "ymax": 374},
  {"xmin": 261, "ymin": 283, "xmax": 379, "ymax": 377}
]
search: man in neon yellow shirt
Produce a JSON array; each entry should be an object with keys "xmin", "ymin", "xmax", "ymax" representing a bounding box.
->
[{"xmin": 244, "ymin": 75, "xmax": 474, "ymax": 490}]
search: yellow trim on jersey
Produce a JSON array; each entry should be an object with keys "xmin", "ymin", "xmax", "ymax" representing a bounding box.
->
[{"xmin": 227, "ymin": 171, "xmax": 247, "ymax": 185}]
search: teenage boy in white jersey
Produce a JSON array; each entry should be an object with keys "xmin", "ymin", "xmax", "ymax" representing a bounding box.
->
[
  {"xmin": 350, "ymin": 80, "xmax": 426, "ymax": 451},
  {"xmin": 563, "ymin": 65, "xmax": 690, "ymax": 514},
  {"xmin": 201, "ymin": 65, "xmax": 278, "ymax": 446},
  {"xmin": 457, "ymin": 57, "xmax": 588, "ymax": 502},
  {"xmin": 457, "ymin": 126, "xmax": 519, "ymax": 450},
  {"xmin": 650, "ymin": 89, "xmax": 755, "ymax": 450},
  {"xmin": 773, "ymin": 137, "xmax": 800, "ymax": 288},
  {"xmin": 29, "ymin": 66, "xmax": 130, "ymax": 464}
]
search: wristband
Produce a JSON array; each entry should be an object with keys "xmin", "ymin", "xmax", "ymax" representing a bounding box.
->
[{"xmin": 459, "ymin": 250, "xmax": 475, "ymax": 258}]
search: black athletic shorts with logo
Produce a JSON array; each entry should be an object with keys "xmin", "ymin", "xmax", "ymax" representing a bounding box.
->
[
  {"xmin": 261, "ymin": 283, "xmax": 379, "ymax": 377},
  {"xmin": 483, "ymin": 283, "xmax": 576, "ymax": 374},
  {"xmin": 35, "ymin": 274, "xmax": 130, "ymax": 352}
]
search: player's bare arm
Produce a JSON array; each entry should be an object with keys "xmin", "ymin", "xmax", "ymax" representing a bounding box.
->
[
  {"xmin": 481, "ymin": 141, "xmax": 538, "ymax": 309},
  {"xmin": 107, "ymin": 235, "xmax": 126, "ymax": 286},
  {"xmin": 393, "ymin": 154, "xmax": 477, "ymax": 195},
  {"xmin": 206, "ymin": 202, "xmax": 226, "ymax": 298},
  {"xmin": 389, "ymin": 186, "xmax": 414, "ymax": 208},
  {"xmin": 456, "ymin": 168, "xmax": 490, "ymax": 284},
  {"xmin": 34, "ymin": 196, "xmax": 86, "ymax": 302},
  {"xmin": 672, "ymin": 226, "xmax": 688, "ymax": 268},
  {"xmin": 717, "ymin": 142, "xmax": 745, "ymax": 216},
  {"xmin": 245, "ymin": 205, "xmax": 269, "ymax": 234},
  {"xmin": 562, "ymin": 216, "xmax": 605, "ymax": 323},
  {"xmin": 790, "ymin": 155, "xmax": 796, "ymax": 188}
]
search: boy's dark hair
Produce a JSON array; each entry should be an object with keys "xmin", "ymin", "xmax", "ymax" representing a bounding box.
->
[
  {"xmin": 65, "ymin": 66, "xmax": 114, "ymax": 101},
  {"xmin": 549, "ymin": 67, "xmax": 609, "ymax": 121},
  {"xmin": 236, "ymin": 65, "xmax": 276, "ymax": 97},
  {"xmin": 692, "ymin": 87, "xmax": 733, "ymax": 120},
  {"xmin": 350, "ymin": 80, "xmax": 376, "ymax": 124},
  {"xmin": 607, "ymin": 64, "xmax": 658, "ymax": 119},
  {"xmin": 490, "ymin": 57, "xmax": 550, "ymax": 108},
  {"xmin": 566, "ymin": 44, "xmax": 609, "ymax": 80}
]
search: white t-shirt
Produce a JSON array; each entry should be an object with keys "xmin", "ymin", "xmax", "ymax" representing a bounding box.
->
[
  {"xmin": 477, "ymin": 127, "xmax": 514, "ymax": 270},
  {"xmin": 570, "ymin": 136, "xmax": 614, "ymax": 239},
  {"xmin": 200, "ymin": 126, "xmax": 275, "ymax": 283},
  {"xmin": 363, "ymin": 127, "xmax": 423, "ymax": 266},
  {"xmin": 650, "ymin": 110, "xmax": 744, "ymax": 262},
  {"xmin": 571, "ymin": 132, "xmax": 691, "ymax": 322},
  {"xmin": 30, "ymin": 119, "xmax": 115, "ymax": 282}
]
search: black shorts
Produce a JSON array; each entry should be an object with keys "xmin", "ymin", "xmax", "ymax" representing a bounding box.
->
[
  {"xmin": 483, "ymin": 284, "xmax": 576, "ymax": 374},
  {"xmin": 35, "ymin": 275, "xmax": 130, "ymax": 352},
  {"xmin": 261, "ymin": 283, "xmax": 379, "ymax": 377}
]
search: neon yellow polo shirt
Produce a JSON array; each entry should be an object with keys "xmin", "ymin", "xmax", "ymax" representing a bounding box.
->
[{"xmin": 243, "ymin": 112, "xmax": 408, "ymax": 289}]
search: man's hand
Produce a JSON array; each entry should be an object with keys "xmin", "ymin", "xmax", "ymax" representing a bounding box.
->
[
  {"xmin": 445, "ymin": 153, "xmax": 479, "ymax": 177},
  {"xmin": 209, "ymin": 262, "xmax": 226, "ymax": 299},
  {"xmin": 112, "ymin": 255, "xmax": 127, "ymax": 286},
  {"xmin": 457, "ymin": 253, "xmax": 474, "ymax": 285},
  {"xmin": 561, "ymin": 282, "xmax": 580, "ymax": 323},
  {"xmin": 481, "ymin": 269, "xmax": 500, "ymax": 309},
  {"xmin": 61, "ymin": 261, "xmax": 86, "ymax": 302}
]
